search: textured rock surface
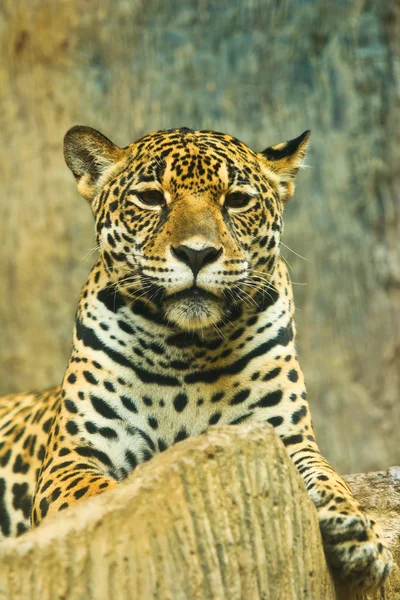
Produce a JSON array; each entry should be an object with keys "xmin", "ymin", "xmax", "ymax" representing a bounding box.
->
[
  {"xmin": 0, "ymin": 0, "xmax": 399, "ymax": 474},
  {"xmin": 343, "ymin": 467, "xmax": 400, "ymax": 600},
  {"xmin": 0, "ymin": 424, "xmax": 398, "ymax": 599},
  {"xmin": 0, "ymin": 423, "xmax": 337, "ymax": 600}
]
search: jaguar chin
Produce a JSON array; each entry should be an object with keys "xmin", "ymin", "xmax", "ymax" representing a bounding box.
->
[{"xmin": 162, "ymin": 287, "xmax": 226, "ymax": 330}]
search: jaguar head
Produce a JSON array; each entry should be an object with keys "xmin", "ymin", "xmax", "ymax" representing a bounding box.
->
[{"xmin": 64, "ymin": 126, "xmax": 309, "ymax": 331}]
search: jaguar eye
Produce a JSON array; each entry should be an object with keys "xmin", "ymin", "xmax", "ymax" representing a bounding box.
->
[
  {"xmin": 136, "ymin": 190, "xmax": 165, "ymax": 207},
  {"xmin": 225, "ymin": 192, "xmax": 252, "ymax": 209}
]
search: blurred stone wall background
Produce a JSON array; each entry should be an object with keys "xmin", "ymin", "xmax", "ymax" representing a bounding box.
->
[{"xmin": 0, "ymin": 0, "xmax": 399, "ymax": 473}]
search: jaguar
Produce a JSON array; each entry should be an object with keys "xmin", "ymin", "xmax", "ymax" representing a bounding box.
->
[{"xmin": 0, "ymin": 125, "xmax": 392, "ymax": 591}]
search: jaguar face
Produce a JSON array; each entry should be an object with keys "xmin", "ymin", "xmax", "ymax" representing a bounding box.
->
[{"xmin": 64, "ymin": 127, "xmax": 309, "ymax": 330}]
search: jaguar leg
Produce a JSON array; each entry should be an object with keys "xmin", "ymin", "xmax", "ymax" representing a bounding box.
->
[
  {"xmin": 31, "ymin": 453, "xmax": 117, "ymax": 526},
  {"xmin": 284, "ymin": 436, "xmax": 392, "ymax": 591}
]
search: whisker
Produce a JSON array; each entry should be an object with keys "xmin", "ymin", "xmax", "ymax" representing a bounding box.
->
[
  {"xmin": 81, "ymin": 243, "xmax": 101, "ymax": 263},
  {"xmin": 281, "ymin": 242, "xmax": 308, "ymax": 261},
  {"xmin": 240, "ymin": 279, "xmax": 278, "ymax": 306},
  {"xmin": 227, "ymin": 286, "xmax": 254, "ymax": 309},
  {"xmin": 234, "ymin": 285, "xmax": 262, "ymax": 310},
  {"xmin": 211, "ymin": 323, "xmax": 226, "ymax": 341},
  {"xmin": 280, "ymin": 253, "xmax": 293, "ymax": 272},
  {"xmin": 240, "ymin": 272, "xmax": 280, "ymax": 296},
  {"xmin": 247, "ymin": 272, "xmax": 279, "ymax": 293}
]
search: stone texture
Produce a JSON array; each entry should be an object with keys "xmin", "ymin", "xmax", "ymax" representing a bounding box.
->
[
  {"xmin": 0, "ymin": 424, "xmax": 398, "ymax": 599},
  {"xmin": 342, "ymin": 467, "xmax": 400, "ymax": 600},
  {"xmin": 0, "ymin": 423, "xmax": 337, "ymax": 600}
]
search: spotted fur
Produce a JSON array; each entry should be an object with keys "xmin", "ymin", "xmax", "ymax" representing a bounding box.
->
[{"xmin": 0, "ymin": 126, "xmax": 392, "ymax": 591}]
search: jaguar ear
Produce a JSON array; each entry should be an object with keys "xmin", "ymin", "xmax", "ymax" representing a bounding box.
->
[
  {"xmin": 64, "ymin": 126, "xmax": 125, "ymax": 201},
  {"xmin": 260, "ymin": 130, "xmax": 310, "ymax": 202}
]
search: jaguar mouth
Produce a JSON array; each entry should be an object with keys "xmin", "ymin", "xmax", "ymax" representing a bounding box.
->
[{"xmin": 167, "ymin": 286, "xmax": 221, "ymax": 303}]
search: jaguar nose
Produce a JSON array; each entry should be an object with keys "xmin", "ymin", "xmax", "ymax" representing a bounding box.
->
[{"xmin": 171, "ymin": 245, "xmax": 222, "ymax": 278}]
